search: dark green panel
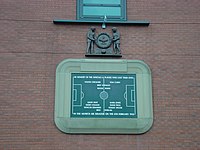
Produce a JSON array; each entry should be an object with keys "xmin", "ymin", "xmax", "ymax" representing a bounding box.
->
[
  {"xmin": 83, "ymin": 6, "xmax": 121, "ymax": 16},
  {"xmin": 77, "ymin": 0, "xmax": 127, "ymax": 21},
  {"xmin": 71, "ymin": 73, "xmax": 137, "ymax": 118},
  {"xmin": 83, "ymin": 0, "xmax": 121, "ymax": 4}
]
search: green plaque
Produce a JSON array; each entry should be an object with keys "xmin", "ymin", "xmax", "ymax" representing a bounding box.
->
[
  {"xmin": 71, "ymin": 73, "xmax": 137, "ymax": 118},
  {"xmin": 55, "ymin": 59, "xmax": 153, "ymax": 134}
]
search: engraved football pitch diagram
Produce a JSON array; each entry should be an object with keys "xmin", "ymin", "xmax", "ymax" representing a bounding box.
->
[{"xmin": 71, "ymin": 73, "xmax": 137, "ymax": 118}]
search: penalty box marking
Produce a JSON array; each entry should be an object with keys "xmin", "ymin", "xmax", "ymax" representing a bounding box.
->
[
  {"xmin": 124, "ymin": 78, "xmax": 136, "ymax": 108},
  {"xmin": 72, "ymin": 84, "xmax": 84, "ymax": 107},
  {"xmin": 124, "ymin": 85, "xmax": 135, "ymax": 107}
]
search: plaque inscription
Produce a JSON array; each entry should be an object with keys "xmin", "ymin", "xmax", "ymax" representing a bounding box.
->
[{"xmin": 71, "ymin": 73, "xmax": 137, "ymax": 118}]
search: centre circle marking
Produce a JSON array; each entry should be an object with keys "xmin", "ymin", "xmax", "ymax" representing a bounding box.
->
[{"xmin": 99, "ymin": 91, "xmax": 108, "ymax": 100}]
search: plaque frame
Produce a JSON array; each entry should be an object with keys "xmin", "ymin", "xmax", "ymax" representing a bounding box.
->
[{"xmin": 55, "ymin": 59, "xmax": 153, "ymax": 134}]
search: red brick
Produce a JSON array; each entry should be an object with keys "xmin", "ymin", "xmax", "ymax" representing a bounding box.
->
[{"xmin": 0, "ymin": 0, "xmax": 200, "ymax": 150}]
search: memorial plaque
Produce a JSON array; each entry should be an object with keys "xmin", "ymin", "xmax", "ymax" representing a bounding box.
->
[
  {"xmin": 55, "ymin": 59, "xmax": 153, "ymax": 134},
  {"xmin": 71, "ymin": 73, "xmax": 137, "ymax": 118}
]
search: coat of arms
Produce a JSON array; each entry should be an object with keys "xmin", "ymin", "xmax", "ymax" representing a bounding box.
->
[{"xmin": 85, "ymin": 27, "xmax": 122, "ymax": 57}]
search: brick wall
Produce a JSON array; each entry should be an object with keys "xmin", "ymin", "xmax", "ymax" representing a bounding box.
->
[{"xmin": 0, "ymin": 0, "xmax": 199, "ymax": 149}]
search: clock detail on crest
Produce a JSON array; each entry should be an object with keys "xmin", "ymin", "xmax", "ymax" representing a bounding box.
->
[{"xmin": 96, "ymin": 33, "xmax": 112, "ymax": 49}]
